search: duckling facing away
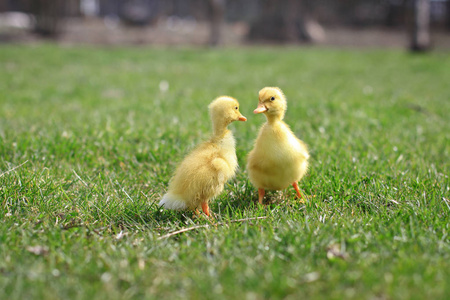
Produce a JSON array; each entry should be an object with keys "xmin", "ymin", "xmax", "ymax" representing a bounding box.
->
[
  {"xmin": 159, "ymin": 96, "xmax": 247, "ymax": 216},
  {"xmin": 247, "ymin": 87, "xmax": 309, "ymax": 204}
]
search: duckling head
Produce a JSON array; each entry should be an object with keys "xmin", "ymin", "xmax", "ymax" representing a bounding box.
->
[
  {"xmin": 254, "ymin": 87, "xmax": 287, "ymax": 120},
  {"xmin": 209, "ymin": 96, "xmax": 247, "ymax": 135}
]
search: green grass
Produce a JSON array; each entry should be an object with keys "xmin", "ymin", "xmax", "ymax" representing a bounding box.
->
[{"xmin": 0, "ymin": 44, "xmax": 449, "ymax": 300}]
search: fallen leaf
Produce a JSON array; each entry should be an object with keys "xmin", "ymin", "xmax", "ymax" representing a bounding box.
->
[
  {"xmin": 303, "ymin": 272, "xmax": 320, "ymax": 283},
  {"xmin": 327, "ymin": 244, "xmax": 348, "ymax": 260},
  {"xmin": 27, "ymin": 246, "xmax": 49, "ymax": 256}
]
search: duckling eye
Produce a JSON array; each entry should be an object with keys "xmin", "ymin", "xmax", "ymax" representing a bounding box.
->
[
  {"xmin": 235, "ymin": 106, "xmax": 238, "ymax": 110},
  {"xmin": 270, "ymin": 97, "xmax": 275, "ymax": 101}
]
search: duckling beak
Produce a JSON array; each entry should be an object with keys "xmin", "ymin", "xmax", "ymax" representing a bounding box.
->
[
  {"xmin": 238, "ymin": 115, "xmax": 247, "ymax": 121},
  {"xmin": 253, "ymin": 103, "xmax": 268, "ymax": 114}
]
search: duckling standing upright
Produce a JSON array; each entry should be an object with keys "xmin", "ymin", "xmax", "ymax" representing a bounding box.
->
[
  {"xmin": 247, "ymin": 87, "xmax": 309, "ymax": 204},
  {"xmin": 159, "ymin": 96, "xmax": 247, "ymax": 216}
]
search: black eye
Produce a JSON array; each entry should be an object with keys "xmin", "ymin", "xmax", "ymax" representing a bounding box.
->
[
  {"xmin": 270, "ymin": 97, "xmax": 275, "ymax": 101},
  {"xmin": 235, "ymin": 106, "xmax": 238, "ymax": 110}
]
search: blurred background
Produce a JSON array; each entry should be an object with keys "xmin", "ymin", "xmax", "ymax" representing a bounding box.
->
[{"xmin": 0, "ymin": 0, "xmax": 449, "ymax": 50}]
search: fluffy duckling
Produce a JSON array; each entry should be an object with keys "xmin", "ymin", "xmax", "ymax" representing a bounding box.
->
[
  {"xmin": 247, "ymin": 87, "xmax": 309, "ymax": 204},
  {"xmin": 159, "ymin": 96, "xmax": 247, "ymax": 216}
]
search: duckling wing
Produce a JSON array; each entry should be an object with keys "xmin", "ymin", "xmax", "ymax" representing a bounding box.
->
[{"xmin": 165, "ymin": 143, "xmax": 232, "ymax": 208}]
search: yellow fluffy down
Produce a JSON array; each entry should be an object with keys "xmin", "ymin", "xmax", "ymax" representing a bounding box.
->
[
  {"xmin": 247, "ymin": 121, "xmax": 309, "ymax": 190},
  {"xmin": 161, "ymin": 134, "xmax": 237, "ymax": 210},
  {"xmin": 159, "ymin": 96, "xmax": 246, "ymax": 212},
  {"xmin": 247, "ymin": 86, "xmax": 310, "ymax": 192}
]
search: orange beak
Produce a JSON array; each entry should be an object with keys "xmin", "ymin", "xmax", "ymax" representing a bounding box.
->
[
  {"xmin": 253, "ymin": 103, "xmax": 268, "ymax": 114},
  {"xmin": 238, "ymin": 115, "xmax": 247, "ymax": 121}
]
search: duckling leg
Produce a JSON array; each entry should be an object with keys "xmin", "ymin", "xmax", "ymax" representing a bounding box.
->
[
  {"xmin": 292, "ymin": 182, "xmax": 304, "ymax": 202},
  {"xmin": 201, "ymin": 202, "xmax": 211, "ymax": 217},
  {"xmin": 258, "ymin": 188, "xmax": 265, "ymax": 204}
]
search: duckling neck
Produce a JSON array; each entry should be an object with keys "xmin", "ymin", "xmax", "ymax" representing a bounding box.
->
[
  {"xmin": 212, "ymin": 121, "xmax": 230, "ymax": 140},
  {"xmin": 266, "ymin": 114, "xmax": 284, "ymax": 125}
]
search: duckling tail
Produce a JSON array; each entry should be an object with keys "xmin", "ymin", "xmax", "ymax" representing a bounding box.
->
[{"xmin": 159, "ymin": 193, "xmax": 187, "ymax": 210}]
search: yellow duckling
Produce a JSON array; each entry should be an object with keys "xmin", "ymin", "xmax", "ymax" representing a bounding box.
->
[
  {"xmin": 159, "ymin": 96, "xmax": 247, "ymax": 216},
  {"xmin": 247, "ymin": 87, "xmax": 309, "ymax": 204}
]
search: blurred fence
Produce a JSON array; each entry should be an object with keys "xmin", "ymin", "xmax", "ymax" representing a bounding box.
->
[
  {"xmin": 0, "ymin": 0, "xmax": 448, "ymax": 48},
  {"xmin": 1, "ymin": 0, "xmax": 449, "ymax": 26}
]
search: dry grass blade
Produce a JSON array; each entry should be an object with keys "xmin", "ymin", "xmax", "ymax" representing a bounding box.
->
[
  {"xmin": 0, "ymin": 160, "xmax": 29, "ymax": 178},
  {"xmin": 72, "ymin": 169, "xmax": 88, "ymax": 187},
  {"xmin": 158, "ymin": 216, "xmax": 268, "ymax": 240}
]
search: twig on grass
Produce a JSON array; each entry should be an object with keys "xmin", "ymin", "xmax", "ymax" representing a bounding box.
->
[
  {"xmin": 158, "ymin": 216, "xmax": 268, "ymax": 240},
  {"xmin": 61, "ymin": 223, "xmax": 84, "ymax": 230},
  {"xmin": 0, "ymin": 160, "xmax": 29, "ymax": 178}
]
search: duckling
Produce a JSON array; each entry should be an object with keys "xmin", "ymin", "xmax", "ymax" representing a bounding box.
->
[
  {"xmin": 159, "ymin": 96, "xmax": 247, "ymax": 216},
  {"xmin": 247, "ymin": 87, "xmax": 309, "ymax": 204}
]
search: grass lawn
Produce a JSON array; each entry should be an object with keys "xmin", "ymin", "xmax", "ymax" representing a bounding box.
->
[{"xmin": 0, "ymin": 44, "xmax": 449, "ymax": 299}]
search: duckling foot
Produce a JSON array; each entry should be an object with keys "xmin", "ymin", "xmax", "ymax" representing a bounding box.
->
[
  {"xmin": 201, "ymin": 202, "xmax": 211, "ymax": 217},
  {"xmin": 292, "ymin": 182, "xmax": 305, "ymax": 203},
  {"xmin": 192, "ymin": 209, "xmax": 201, "ymax": 218},
  {"xmin": 258, "ymin": 188, "xmax": 265, "ymax": 205}
]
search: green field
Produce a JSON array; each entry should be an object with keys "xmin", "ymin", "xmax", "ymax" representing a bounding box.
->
[{"xmin": 0, "ymin": 45, "xmax": 449, "ymax": 299}]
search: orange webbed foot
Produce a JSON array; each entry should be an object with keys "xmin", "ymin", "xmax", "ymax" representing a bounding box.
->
[{"xmin": 201, "ymin": 202, "xmax": 211, "ymax": 217}]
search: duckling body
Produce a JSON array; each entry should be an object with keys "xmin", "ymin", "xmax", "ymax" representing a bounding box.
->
[
  {"xmin": 161, "ymin": 131, "xmax": 237, "ymax": 211},
  {"xmin": 159, "ymin": 96, "xmax": 247, "ymax": 216},
  {"xmin": 247, "ymin": 87, "xmax": 309, "ymax": 204},
  {"xmin": 248, "ymin": 121, "xmax": 308, "ymax": 190}
]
